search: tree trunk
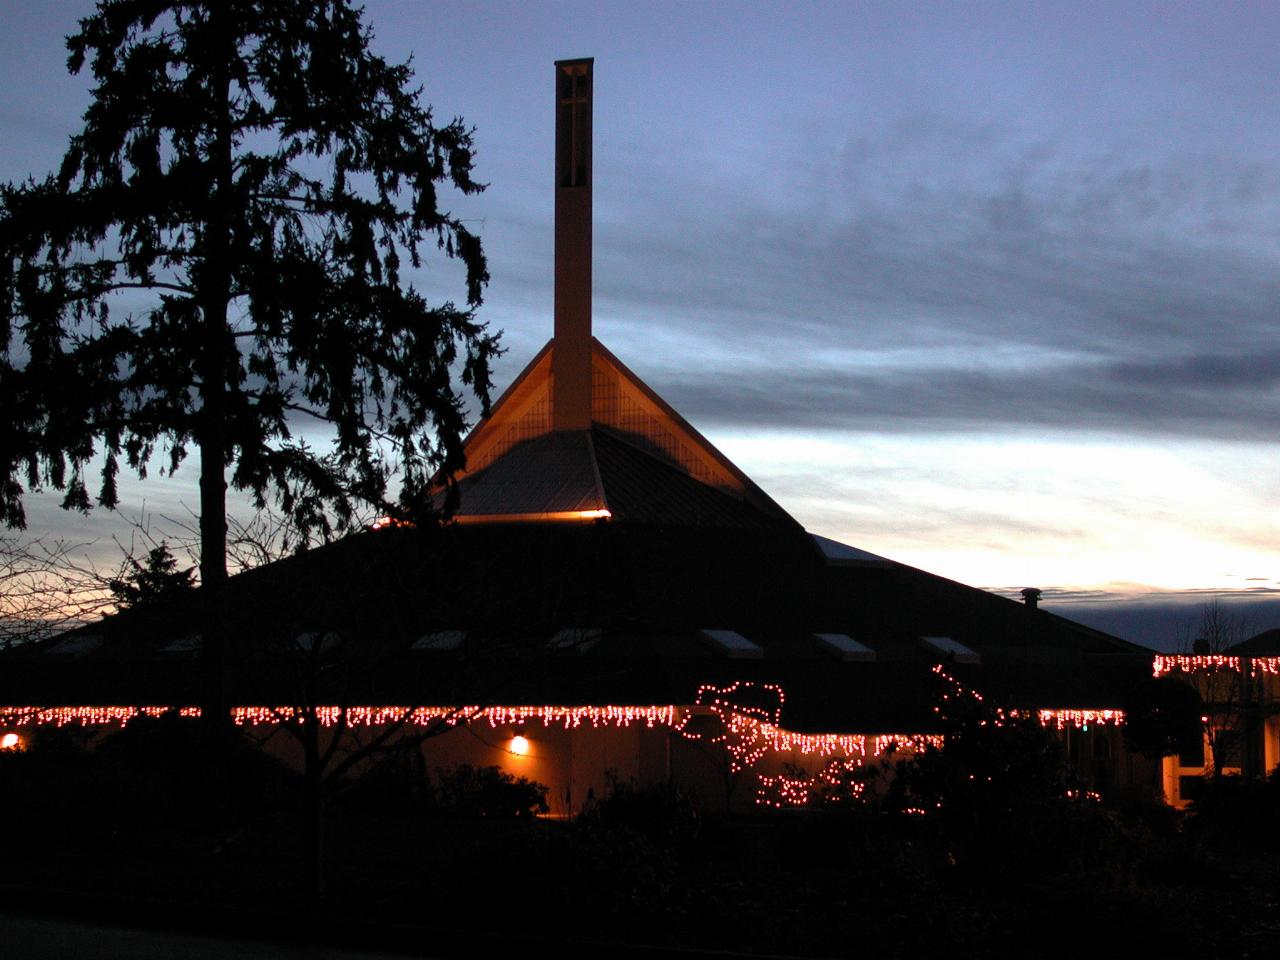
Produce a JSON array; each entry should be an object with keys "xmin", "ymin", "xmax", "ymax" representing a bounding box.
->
[
  {"xmin": 302, "ymin": 722, "xmax": 326, "ymax": 907},
  {"xmin": 198, "ymin": 3, "xmax": 234, "ymax": 730}
]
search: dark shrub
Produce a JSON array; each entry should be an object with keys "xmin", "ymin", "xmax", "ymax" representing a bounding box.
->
[
  {"xmin": 581, "ymin": 775, "xmax": 701, "ymax": 850},
  {"xmin": 333, "ymin": 742, "xmax": 429, "ymax": 815},
  {"xmin": 774, "ymin": 811, "xmax": 852, "ymax": 869},
  {"xmin": 0, "ymin": 725, "xmax": 99, "ymax": 830},
  {"xmin": 1186, "ymin": 769, "xmax": 1280, "ymax": 853},
  {"xmin": 1123, "ymin": 676, "xmax": 1204, "ymax": 760},
  {"xmin": 883, "ymin": 668, "xmax": 1136, "ymax": 882},
  {"xmin": 429, "ymin": 764, "xmax": 549, "ymax": 818},
  {"xmin": 94, "ymin": 712, "xmax": 291, "ymax": 825},
  {"xmin": 0, "ymin": 713, "xmax": 290, "ymax": 842}
]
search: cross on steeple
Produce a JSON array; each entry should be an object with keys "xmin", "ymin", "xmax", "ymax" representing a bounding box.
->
[{"xmin": 558, "ymin": 63, "xmax": 591, "ymax": 188}]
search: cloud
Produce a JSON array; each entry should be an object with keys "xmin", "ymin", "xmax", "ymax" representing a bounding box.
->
[
  {"xmin": 556, "ymin": 112, "xmax": 1280, "ymax": 441},
  {"xmin": 653, "ymin": 349, "xmax": 1280, "ymax": 440},
  {"xmin": 1032, "ymin": 589, "xmax": 1280, "ymax": 651}
]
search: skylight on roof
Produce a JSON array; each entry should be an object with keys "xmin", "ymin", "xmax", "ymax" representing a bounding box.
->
[
  {"xmin": 548, "ymin": 628, "xmax": 602, "ymax": 653},
  {"xmin": 813, "ymin": 633, "xmax": 876, "ymax": 662},
  {"xmin": 921, "ymin": 636, "xmax": 980, "ymax": 664},
  {"xmin": 293, "ymin": 631, "xmax": 340, "ymax": 655},
  {"xmin": 700, "ymin": 629, "xmax": 764, "ymax": 660},
  {"xmin": 412, "ymin": 630, "xmax": 465, "ymax": 652},
  {"xmin": 43, "ymin": 634, "xmax": 102, "ymax": 658},
  {"xmin": 810, "ymin": 534, "xmax": 893, "ymax": 567},
  {"xmin": 161, "ymin": 634, "xmax": 202, "ymax": 654}
]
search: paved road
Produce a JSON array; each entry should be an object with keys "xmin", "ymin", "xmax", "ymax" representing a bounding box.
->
[{"xmin": 1, "ymin": 911, "xmax": 437, "ymax": 960}]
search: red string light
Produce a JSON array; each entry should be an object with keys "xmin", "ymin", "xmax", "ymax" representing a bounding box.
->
[
  {"xmin": 1153, "ymin": 654, "xmax": 1280, "ymax": 679},
  {"xmin": 0, "ymin": 674, "xmax": 1122, "ymax": 804}
]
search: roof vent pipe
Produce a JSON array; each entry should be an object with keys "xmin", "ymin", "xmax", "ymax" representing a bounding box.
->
[{"xmin": 1021, "ymin": 587, "xmax": 1042, "ymax": 609}]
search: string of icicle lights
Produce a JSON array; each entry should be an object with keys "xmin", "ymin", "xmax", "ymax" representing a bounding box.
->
[
  {"xmin": 0, "ymin": 704, "xmax": 684, "ymax": 730},
  {"xmin": 0, "ymin": 697, "xmax": 1125, "ymax": 741},
  {"xmin": 0, "ymin": 698, "xmax": 940, "ymax": 747},
  {"xmin": 1153, "ymin": 654, "xmax": 1280, "ymax": 678},
  {"xmin": 0, "ymin": 705, "xmax": 201, "ymax": 727},
  {"xmin": 0, "ymin": 692, "xmax": 952, "ymax": 808},
  {"xmin": 929, "ymin": 665, "xmax": 1125, "ymax": 731},
  {"xmin": 1036, "ymin": 709, "xmax": 1125, "ymax": 730},
  {"xmin": 0, "ymin": 678, "xmax": 1128, "ymax": 808},
  {"xmin": 674, "ymin": 681, "xmax": 945, "ymax": 773}
]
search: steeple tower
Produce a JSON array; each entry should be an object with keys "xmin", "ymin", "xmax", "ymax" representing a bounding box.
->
[
  {"xmin": 552, "ymin": 57, "xmax": 593, "ymax": 431},
  {"xmin": 445, "ymin": 59, "xmax": 795, "ymax": 528}
]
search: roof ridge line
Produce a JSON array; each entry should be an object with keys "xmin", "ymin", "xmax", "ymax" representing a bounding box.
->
[
  {"xmin": 583, "ymin": 427, "xmax": 611, "ymax": 518},
  {"xmin": 590, "ymin": 338, "xmax": 799, "ymax": 527}
]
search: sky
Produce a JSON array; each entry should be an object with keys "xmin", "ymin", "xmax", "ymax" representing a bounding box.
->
[{"xmin": 2, "ymin": 1, "xmax": 1278, "ymax": 647}]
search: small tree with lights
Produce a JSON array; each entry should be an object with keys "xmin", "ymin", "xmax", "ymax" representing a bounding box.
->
[
  {"xmin": 886, "ymin": 667, "xmax": 1093, "ymax": 878},
  {"xmin": 1180, "ymin": 601, "xmax": 1256, "ymax": 783}
]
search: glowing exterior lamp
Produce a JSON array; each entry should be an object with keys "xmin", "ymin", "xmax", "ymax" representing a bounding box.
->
[
  {"xmin": 0, "ymin": 732, "xmax": 20, "ymax": 751},
  {"xmin": 509, "ymin": 734, "xmax": 531, "ymax": 757}
]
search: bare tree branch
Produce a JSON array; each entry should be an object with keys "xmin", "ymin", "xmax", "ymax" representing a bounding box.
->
[{"xmin": 0, "ymin": 535, "xmax": 114, "ymax": 648}]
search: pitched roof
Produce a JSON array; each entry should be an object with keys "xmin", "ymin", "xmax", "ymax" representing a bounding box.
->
[
  {"xmin": 446, "ymin": 338, "xmax": 795, "ymax": 527},
  {"xmin": 2, "ymin": 319, "xmax": 1155, "ymax": 732},
  {"xmin": 0, "ymin": 54, "xmax": 1155, "ymax": 738},
  {"xmin": 451, "ymin": 425, "xmax": 795, "ymax": 530},
  {"xmin": 449, "ymin": 430, "xmax": 605, "ymax": 519},
  {"xmin": 1229, "ymin": 627, "xmax": 1280, "ymax": 655},
  {"xmin": 3, "ymin": 521, "xmax": 1152, "ymax": 731}
]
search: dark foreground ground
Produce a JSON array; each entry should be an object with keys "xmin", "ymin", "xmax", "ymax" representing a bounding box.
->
[
  {"xmin": 5, "ymin": 714, "xmax": 1280, "ymax": 959},
  {"xmin": 0, "ymin": 909, "xmax": 418, "ymax": 960},
  {"xmin": 4, "ymin": 806, "xmax": 1280, "ymax": 960}
]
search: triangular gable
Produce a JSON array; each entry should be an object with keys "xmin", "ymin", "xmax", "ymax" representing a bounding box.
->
[
  {"xmin": 454, "ymin": 338, "xmax": 793, "ymax": 524},
  {"xmin": 588, "ymin": 340, "xmax": 792, "ymax": 522},
  {"xmin": 459, "ymin": 341, "xmax": 554, "ymax": 475}
]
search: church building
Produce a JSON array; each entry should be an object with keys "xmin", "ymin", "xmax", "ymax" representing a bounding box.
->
[{"xmin": 0, "ymin": 59, "xmax": 1160, "ymax": 814}]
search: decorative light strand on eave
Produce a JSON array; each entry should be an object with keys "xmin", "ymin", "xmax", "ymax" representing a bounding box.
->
[
  {"xmin": 232, "ymin": 705, "xmax": 483, "ymax": 727},
  {"xmin": 1037, "ymin": 708, "xmax": 1126, "ymax": 730},
  {"xmin": 0, "ymin": 699, "xmax": 943, "ymax": 767},
  {"xmin": 1154, "ymin": 654, "xmax": 1240, "ymax": 676},
  {"xmin": 1153, "ymin": 655, "xmax": 1280, "ymax": 678},
  {"xmin": 676, "ymin": 682, "xmax": 944, "ymax": 773},
  {"xmin": 0, "ymin": 698, "xmax": 1125, "ymax": 741},
  {"xmin": 0, "ymin": 705, "xmax": 201, "ymax": 727},
  {"xmin": 932, "ymin": 664, "xmax": 1125, "ymax": 731},
  {"xmin": 477, "ymin": 704, "xmax": 677, "ymax": 728},
  {"xmin": 0, "ymin": 704, "xmax": 686, "ymax": 730},
  {"xmin": 1, "ymin": 670, "xmax": 1132, "ymax": 761}
]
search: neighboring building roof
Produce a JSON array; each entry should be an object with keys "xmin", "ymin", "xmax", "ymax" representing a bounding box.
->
[{"xmin": 1229, "ymin": 627, "xmax": 1280, "ymax": 655}]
